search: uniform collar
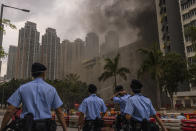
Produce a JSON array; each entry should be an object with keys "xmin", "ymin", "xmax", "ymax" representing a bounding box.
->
[
  {"xmin": 90, "ymin": 94, "xmax": 96, "ymax": 97},
  {"xmin": 135, "ymin": 93, "xmax": 142, "ymax": 96},
  {"xmin": 34, "ymin": 78, "xmax": 44, "ymax": 82}
]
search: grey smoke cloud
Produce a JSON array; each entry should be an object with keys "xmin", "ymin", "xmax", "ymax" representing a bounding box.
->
[{"xmin": 78, "ymin": 0, "xmax": 158, "ymax": 45}]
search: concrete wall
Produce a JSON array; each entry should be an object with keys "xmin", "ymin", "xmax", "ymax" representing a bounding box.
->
[{"xmin": 78, "ymin": 41, "xmax": 159, "ymax": 107}]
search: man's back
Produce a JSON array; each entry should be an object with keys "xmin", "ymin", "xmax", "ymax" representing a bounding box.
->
[
  {"xmin": 113, "ymin": 94, "xmax": 131, "ymax": 113},
  {"xmin": 7, "ymin": 78, "xmax": 63, "ymax": 120},
  {"xmin": 79, "ymin": 94, "xmax": 107, "ymax": 120},
  {"xmin": 124, "ymin": 94, "xmax": 156, "ymax": 121}
]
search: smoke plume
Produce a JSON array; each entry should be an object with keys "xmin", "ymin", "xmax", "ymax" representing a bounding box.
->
[{"xmin": 82, "ymin": 0, "xmax": 158, "ymax": 46}]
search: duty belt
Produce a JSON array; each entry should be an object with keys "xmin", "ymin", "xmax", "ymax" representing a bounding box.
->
[{"xmin": 4, "ymin": 118, "xmax": 56, "ymax": 131}]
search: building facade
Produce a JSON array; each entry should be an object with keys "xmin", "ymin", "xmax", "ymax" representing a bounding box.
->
[
  {"xmin": 100, "ymin": 31, "xmax": 119, "ymax": 56},
  {"xmin": 180, "ymin": 0, "xmax": 196, "ymax": 64},
  {"xmin": 85, "ymin": 32, "xmax": 99, "ymax": 60},
  {"xmin": 155, "ymin": 0, "xmax": 185, "ymax": 55},
  {"xmin": 41, "ymin": 28, "xmax": 60, "ymax": 80},
  {"xmin": 16, "ymin": 21, "xmax": 40, "ymax": 79},
  {"xmin": 6, "ymin": 46, "xmax": 17, "ymax": 79},
  {"xmin": 59, "ymin": 40, "xmax": 74, "ymax": 79},
  {"xmin": 155, "ymin": 0, "xmax": 196, "ymax": 108},
  {"xmin": 0, "ymin": 25, "xmax": 4, "ymax": 75},
  {"xmin": 72, "ymin": 39, "xmax": 85, "ymax": 71}
]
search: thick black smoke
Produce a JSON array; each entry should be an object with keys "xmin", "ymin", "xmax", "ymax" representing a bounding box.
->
[{"xmin": 83, "ymin": 0, "xmax": 158, "ymax": 45}]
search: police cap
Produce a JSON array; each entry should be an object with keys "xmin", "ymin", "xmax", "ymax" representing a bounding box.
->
[
  {"xmin": 88, "ymin": 84, "xmax": 97, "ymax": 93},
  {"xmin": 31, "ymin": 63, "xmax": 47, "ymax": 73},
  {"xmin": 115, "ymin": 85, "xmax": 124, "ymax": 92},
  {"xmin": 130, "ymin": 79, "xmax": 143, "ymax": 90}
]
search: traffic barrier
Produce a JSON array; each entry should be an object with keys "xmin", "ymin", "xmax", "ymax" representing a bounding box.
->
[
  {"xmin": 68, "ymin": 115, "xmax": 79, "ymax": 128},
  {"xmin": 181, "ymin": 119, "xmax": 196, "ymax": 131},
  {"xmin": 184, "ymin": 113, "xmax": 196, "ymax": 119},
  {"xmin": 162, "ymin": 119, "xmax": 181, "ymax": 131},
  {"xmin": 103, "ymin": 116, "xmax": 115, "ymax": 127}
]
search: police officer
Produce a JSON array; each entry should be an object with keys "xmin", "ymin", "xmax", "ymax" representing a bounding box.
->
[
  {"xmin": 78, "ymin": 84, "xmax": 107, "ymax": 131},
  {"xmin": 0, "ymin": 63, "xmax": 67, "ymax": 131},
  {"xmin": 124, "ymin": 80, "xmax": 168, "ymax": 131},
  {"xmin": 111, "ymin": 85, "xmax": 131, "ymax": 131}
]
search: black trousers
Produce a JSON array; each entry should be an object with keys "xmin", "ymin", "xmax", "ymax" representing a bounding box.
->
[
  {"xmin": 32, "ymin": 119, "xmax": 57, "ymax": 131},
  {"xmin": 128, "ymin": 119, "xmax": 159, "ymax": 131},
  {"xmin": 115, "ymin": 114, "xmax": 128, "ymax": 131},
  {"xmin": 83, "ymin": 120, "xmax": 103, "ymax": 131}
]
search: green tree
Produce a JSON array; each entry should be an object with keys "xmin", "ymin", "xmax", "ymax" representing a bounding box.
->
[
  {"xmin": 0, "ymin": 46, "xmax": 7, "ymax": 58},
  {"xmin": 99, "ymin": 54, "xmax": 130, "ymax": 91},
  {"xmin": 0, "ymin": 78, "xmax": 88, "ymax": 109},
  {"xmin": 138, "ymin": 43, "xmax": 163, "ymax": 108},
  {"xmin": 161, "ymin": 53, "xmax": 188, "ymax": 108},
  {"xmin": 0, "ymin": 79, "xmax": 29, "ymax": 108},
  {"xmin": 65, "ymin": 73, "xmax": 80, "ymax": 82},
  {"xmin": 47, "ymin": 74, "xmax": 88, "ymax": 108},
  {"xmin": 0, "ymin": 19, "xmax": 16, "ymax": 58}
]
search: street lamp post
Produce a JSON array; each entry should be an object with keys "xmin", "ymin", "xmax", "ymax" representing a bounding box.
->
[
  {"xmin": 0, "ymin": 4, "xmax": 30, "ymax": 108},
  {"xmin": 0, "ymin": 4, "xmax": 30, "ymax": 46}
]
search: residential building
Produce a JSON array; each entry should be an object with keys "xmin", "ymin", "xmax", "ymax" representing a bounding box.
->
[
  {"xmin": 85, "ymin": 32, "xmax": 99, "ymax": 59},
  {"xmin": 154, "ymin": 0, "xmax": 196, "ymax": 108},
  {"xmin": 6, "ymin": 46, "xmax": 17, "ymax": 79},
  {"xmin": 180, "ymin": 0, "xmax": 196, "ymax": 64},
  {"xmin": 105, "ymin": 31, "xmax": 119, "ymax": 53},
  {"xmin": 41, "ymin": 28, "xmax": 60, "ymax": 80},
  {"xmin": 100, "ymin": 31, "xmax": 119, "ymax": 56},
  {"xmin": 16, "ymin": 21, "xmax": 40, "ymax": 79},
  {"xmin": 58, "ymin": 39, "xmax": 85, "ymax": 79},
  {"xmin": 155, "ymin": 0, "xmax": 185, "ymax": 55},
  {"xmin": 59, "ymin": 40, "xmax": 74, "ymax": 79},
  {"xmin": 0, "ymin": 25, "xmax": 4, "ymax": 75}
]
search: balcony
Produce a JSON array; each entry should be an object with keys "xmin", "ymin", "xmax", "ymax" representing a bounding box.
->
[
  {"xmin": 159, "ymin": 0, "xmax": 166, "ymax": 7},
  {"xmin": 181, "ymin": 0, "xmax": 189, "ymax": 5},
  {"xmin": 161, "ymin": 25, "xmax": 169, "ymax": 33},
  {"xmin": 161, "ymin": 14, "xmax": 168, "ymax": 24},
  {"xmin": 160, "ymin": 6, "xmax": 167, "ymax": 15},
  {"xmin": 164, "ymin": 45, "xmax": 171, "ymax": 54},
  {"xmin": 162, "ymin": 33, "xmax": 170, "ymax": 41}
]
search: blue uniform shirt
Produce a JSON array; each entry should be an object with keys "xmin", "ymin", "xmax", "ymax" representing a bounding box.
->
[
  {"xmin": 124, "ymin": 94, "xmax": 156, "ymax": 122},
  {"xmin": 79, "ymin": 94, "xmax": 107, "ymax": 120},
  {"xmin": 7, "ymin": 78, "xmax": 63, "ymax": 120},
  {"xmin": 113, "ymin": 94, "xmax": 131, "ymax": 113}
]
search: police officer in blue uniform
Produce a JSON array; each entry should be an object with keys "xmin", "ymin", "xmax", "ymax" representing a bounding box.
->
[
  {"xmin": 78, "ymin": 84, "xmax": 107, "ymax": 131},
  {"xmin": 124, "ymin": 80, "xmax": 167, "ymax": 131},
  {"xmin": 0, "ymin": 63, "xmax": 67, "ymax": 131},
  {"xmin": 111, "ymin": 85, "xmax": 131, "ymax": 131}
]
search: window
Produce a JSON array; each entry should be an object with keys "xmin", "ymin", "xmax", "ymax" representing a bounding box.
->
[
  {"xmin": 182, "ymin": 0, "xmax": 196, "ymax": 10},
  {"xmin": 176, "ymin": 100, "xmax": 182, "ymax": 105},
  {"xmin": 193, "ymin": 98, "xmax": 196, "ymax": 105},
  {"xmin": 188, "ymin": 57, "xmax": 193, "ymax": 64},
  {"xmin": 187, "ymin": 45, "xmax": 194, "ymax": 53}
]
